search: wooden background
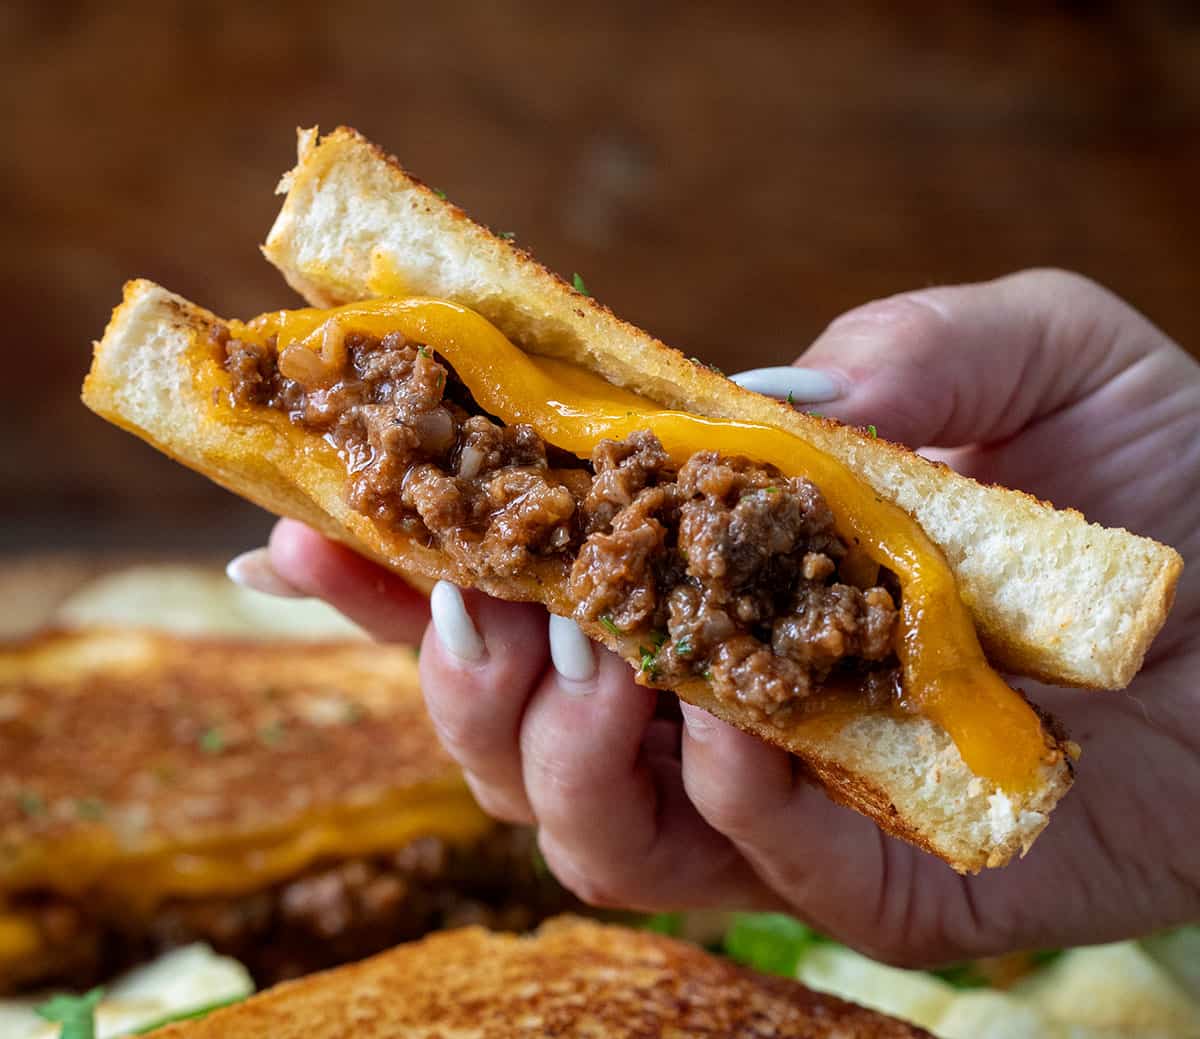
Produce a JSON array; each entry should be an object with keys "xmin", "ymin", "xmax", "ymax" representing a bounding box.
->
[{"xmin": 2, "ymin": 1, "xmax": 1197, "ymax": 554}]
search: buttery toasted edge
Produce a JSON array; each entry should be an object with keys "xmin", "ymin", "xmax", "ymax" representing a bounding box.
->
[
  {"xmin": 83, "ymin": 281, "xmax": 1073, "ymax": 871},
  {"xmin": 150, "ymin": 917, "xmax": 932, "ymax": 1038},
  {"xmin": 263, "ymin": 126, "xmax": 1182, "ymax": 693}
]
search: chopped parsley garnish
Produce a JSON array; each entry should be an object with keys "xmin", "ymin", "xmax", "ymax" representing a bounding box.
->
[
  {"xmin": 638, "ymin": 647, "xmax": 659, "ymax": 678},
  {"xmin": 688, "ymin": 355, "xmax": 725, "ymax": 376},
  {"xmin": 702, "ymin": 669, "xmax": 713, "ymax": 681},
  {"xmin": 199, "ymin": 727, "xmax": 225, "ymax": 754},
  {"xmin": 764, "ymin": 486, "xmax": 779, "ymax": 494},
  {"xmin": 639, "ymin": 634, "xmax": 666, "ymax": 677},
  {"xmin": 675, "ymin": 634, "xmax": 693, "ymax": 658},
  {"xmin": 599, "ymin": 615, "xmax": 621, "ymax": 637},
  {"xmin": 417, "ymin": 345, "xmax": 430, "ymax": 358},
  {"xmin": 786, "ymin": 390, "xmax": 794, "ymax": 405},
  {"xmin": 866, "ymin": 424, "xmax": 878, "ymax": 438},
  {"xmin": 433, "ymin": 188, "xmax": 447, "ymax": 200},
  {"xmin": 18, "ymin": 791, "xmax": 45, "ymax": 817},
  {"xmin": 75, "ymin": 797, "xmax": 106, "ymax": 821},
  {"xmin": 808, "ymin": 411, "xmax": 823, "ymax": 419},
  {"xmin": 497, "ymin": 230, "xmax": 517, "ymax": 240},
  {"xmin": 572, "ymin": 272, "xmax": 591, "ymax": 296},
  {"xmin": 36, "ymin": 987, "xmax": 104, "ymax": 1039}
]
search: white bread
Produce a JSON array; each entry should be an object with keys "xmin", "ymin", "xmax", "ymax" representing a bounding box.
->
[
  {"xmin": 264, "ymin": 127, "xmax": 1181, "ymax": 693},
  {"xmin": 82, "ymin": 128, "xmax": 1180, "ymax": 871}
]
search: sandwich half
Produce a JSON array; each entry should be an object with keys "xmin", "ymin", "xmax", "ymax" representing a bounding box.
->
[
  {"xmin": 0, "ymin": 628, "xmax": 568, "ymax": 994},
  {"xmin": 149, "ymin": 916, "xmax": 932, "ymax": 1038},
  {"xmin": 82, "ymin": 127, "xmax": 1182, "ymax": 873}
]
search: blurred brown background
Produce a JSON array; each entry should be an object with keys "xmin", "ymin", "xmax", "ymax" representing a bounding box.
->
[{"xmin": 2, "ymin": 1, "xmax": 1197, "ymax": 557}]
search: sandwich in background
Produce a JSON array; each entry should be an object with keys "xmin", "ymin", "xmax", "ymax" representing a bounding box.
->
[
  {"xmin": 148, "ymin": 917, "xmax": 932, "ymax": 1038},
  {"xmin": 0, "ymin": 626, "xmax": 569, "ymax": 995}
]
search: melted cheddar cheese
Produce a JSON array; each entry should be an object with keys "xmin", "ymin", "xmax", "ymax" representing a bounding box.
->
[
  {"xmin": 228, "ymin": 299, "xmax": 1054, "ymax": 793},
  {"xmin": 0, "ymin": 782, "xmax": 492, "ymax": 970}
]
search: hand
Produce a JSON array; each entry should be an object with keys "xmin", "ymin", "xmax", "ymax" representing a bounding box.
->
[{"xmin": 243, "ymin": 269, "xmax": 1200, "ymax": 965}]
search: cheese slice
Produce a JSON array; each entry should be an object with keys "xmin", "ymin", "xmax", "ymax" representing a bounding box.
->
[
  {"xmin": 226, "ymin": 297, "xmax": 1055, "ymax": 793},
  {"xmin": 0, "ymin": 783, "xmax": 493, "ymax": 972}
]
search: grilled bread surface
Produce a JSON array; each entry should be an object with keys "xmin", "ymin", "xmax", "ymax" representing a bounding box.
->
[{"xmin": 151, "ymin": 916, "xmax": 933, "ymax": 1038}]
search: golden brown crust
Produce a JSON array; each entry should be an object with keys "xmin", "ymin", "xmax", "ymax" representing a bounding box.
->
[
  {"xmin": 0, "ymin": 626, "xmax": 483, "ymax": 893},
  {"xmin": 153, "ymin": 916, "xmax": 932, "ymax": 1038}
]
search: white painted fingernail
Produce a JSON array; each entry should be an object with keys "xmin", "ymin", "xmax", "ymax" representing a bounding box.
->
[
  {"xmin": 549, "ymin": 614, "xmax": 596, "ymax": 687},
  {"xmin": 430, "ymin": 581, "xmax": 486, "ymax": 662},
  {"xmin": 679, "ymin": 702, "xmax": 714, "ymax": 741},
  {"xmin": 226, "ymin": 548, "xmax": 308, "ymax": 598},
  {"xmin": 730, "ymin": 366, "xmax": 842, "ymax": 404}
]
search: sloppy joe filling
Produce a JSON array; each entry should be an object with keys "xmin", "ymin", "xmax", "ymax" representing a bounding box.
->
[{"xmin": 219, "ymin": 326, "xmax": 901, "ymax": 724}]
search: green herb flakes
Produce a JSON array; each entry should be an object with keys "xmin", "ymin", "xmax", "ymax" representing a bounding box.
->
[
  {"xmin": 572, "ymin": 272, "xmax": 591, "ymax": 296},
  {"xmin": 599, "ymin": 615, "xmax": 621, "ymax": 637},
  {"xmin": 75, "ymin": 797, "xmax": 106, "ymax": 821},
  {"xmin": 199, "ymin": 727, "xmax": 225, "ymax": 755},
  {"xmin": 18, "ymin": 791, "xmax": 45, "ymax": 817}
]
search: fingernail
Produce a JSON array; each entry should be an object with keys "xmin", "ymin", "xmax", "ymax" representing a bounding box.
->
[
  {"xmin": 548, "ymin": 614, "xmax": 596, "ymax": 688},
  {"xmin": 226, "ymin": 548, "xmax": 308, "ymax": 598},
  {"xmin": 430, "ymin": 581, "xmax": 486, "ymax": 662},
  {"xmin": 679, "ymin": 702, "xmax": 714, "ymax": 741},
  {"xmin": 730, "ymin": 366, "xmax": 842, "ymax": 404}
]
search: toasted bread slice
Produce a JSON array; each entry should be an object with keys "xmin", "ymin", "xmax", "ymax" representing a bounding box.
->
[
  {"xmin": 263, "ymin": 127, "xmax": 1181, "ymax": 693},
  {"xmin": 0, "ymin": 627, "xmax": 549, "ymax": 991},
  {"xmin": 83, "ymin": 280, "xmax": 1075, "ymax": 872},
  {"xmin": 151, "ymin": 916, "xmax": 932, "ymax": 1038}
]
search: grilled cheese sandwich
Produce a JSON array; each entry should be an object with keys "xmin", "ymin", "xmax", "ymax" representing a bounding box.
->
[{"xmin": 0, "ymin": 628, "xmax": 566, "ymax": 993}]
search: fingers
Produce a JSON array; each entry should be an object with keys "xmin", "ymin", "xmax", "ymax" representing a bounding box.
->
[
  {"xmin": 521, "ymin": 643, "xmax": 775, "ymax": 910},
  {"xmin": 259, "ymin": 519, "xmax": 431, "ymax": 643},
  {"xmin": 729, "ymin": 367, "xmax": 842, "ymax": 404},
  {"xmin": 783, "ymin": 268, "xmax": 1183, "ymax": 449},
  {"xmin": 420, "ymin": 582, "xmax": 549, "ymax": 824},
  {"xmin": 678, "ymin": 704, "xmax": 914, "ymax": 948}
]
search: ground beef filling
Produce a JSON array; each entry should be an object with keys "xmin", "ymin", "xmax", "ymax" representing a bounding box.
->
[
  {"xmin": 5, "ymin": 828, "xmax": 569, "ymax": 992},
  {"xmin": 220, "ymin": 328, "xmax": 900, "ymax": 720}
]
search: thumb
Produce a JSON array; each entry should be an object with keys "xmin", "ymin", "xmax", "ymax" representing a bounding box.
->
[{"xmin": 783, "ymin": 269, "xmax": 1166, "ymax": 449}]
